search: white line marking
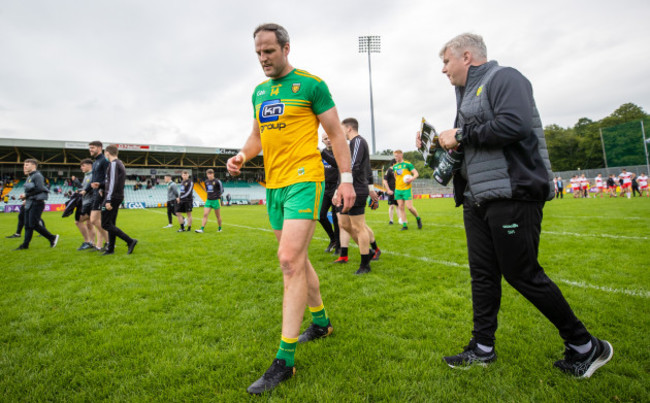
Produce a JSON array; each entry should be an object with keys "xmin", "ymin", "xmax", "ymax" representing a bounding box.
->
[
  {"xmin": 144, "ymin": 209, "xmax": 649, "ymax": 298},
  {"xmin": 366, "ymin": 220, "xmax": 648, "ymax": 241}
]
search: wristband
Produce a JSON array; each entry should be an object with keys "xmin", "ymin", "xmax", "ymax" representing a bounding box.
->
[
  {"xmin": 341, "ymin": 172, "xmax": 353, "ymax": 184},
  {"xmin": 368, "ymin": 184, "xmax": 375, "ymax": 192},
  {"xmin": 236, "ymin": 151, "xmax": 247, "ymax": 164}
]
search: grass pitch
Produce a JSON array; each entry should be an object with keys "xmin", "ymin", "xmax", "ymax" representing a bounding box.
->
[{"xmin": 1, "ymin": 197, "xmax": 648, "ymax": 402}]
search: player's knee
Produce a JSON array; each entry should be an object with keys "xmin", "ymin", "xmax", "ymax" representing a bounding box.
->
[{"xmin": 277, "ymin": 250, "xmax": 301, "ymax": 276}]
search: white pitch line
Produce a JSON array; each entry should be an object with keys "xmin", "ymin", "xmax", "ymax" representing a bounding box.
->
[
  {"xmin": 365, "ymin": 219, "xmax": 648, "ymax": 241},
  {"xmin": 144, "ymin": 209, "xmax": 649, "ymax": 298}
]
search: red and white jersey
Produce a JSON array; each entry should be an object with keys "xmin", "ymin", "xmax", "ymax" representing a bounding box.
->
[
  {"xmin": 580, "ymin": 177, "xmax": 589, "ymax": 188},
  {"xmin": 638, "ymin": 175, "xmax": 648, "ymax": 188},
  {"xmin": 570, "ymin": 178, "xmax": 579, "ymax": 189},
  {"xmin": 619, "ymin": 172, "xmax": 632, "ymax": 184},
  {"xmin": 595, "ymin": 177, "xmax": 603, "ymax": 188}
]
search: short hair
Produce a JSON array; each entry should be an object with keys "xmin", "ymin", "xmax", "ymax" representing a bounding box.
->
[
  {"xmin": 24, "ymin": 158, "xmax": 39, "ymax": 167},
  {"xmin": 206, "ymin": 169, "xmax": 214, "ymax": 175},
  {"xmin": 182, "ymin": 170, "xmax": 189, "ymax": 175},
  {"xmin": 254, "ymin": 23, "xmax": 290, "ymax": 47},
  {"xmin": 342, "ymin": 118, "xmax": 359, "ymax": 132},
  {"xmin": 105, "ymin": 145, "xmax": 119, "ymax": 156},
  {"xmin": 88, "ymin": 140, "xmax": 103, "ymax": 148},
  {"xmin": 164, "ymin": 174, "xmax": 172, "ymax": 178},
  {"xmin": 394, "ymin": 150, "xmax": 403, "ymax": 155},
  {"xmin": 80, "ymin": 158, "xmax": 93, "ymax": 165},
  {"xmin": 439, "ymin": 33, "xmax": 487, "ymax": 60}
]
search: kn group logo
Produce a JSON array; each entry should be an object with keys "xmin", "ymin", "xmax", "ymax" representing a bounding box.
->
[{"xmin": 259, "ymin": 99, "xmax": 285, "ymax": 123}]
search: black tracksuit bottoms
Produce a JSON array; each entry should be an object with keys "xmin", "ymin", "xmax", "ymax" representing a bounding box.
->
[
  {"xmin": 21, "ymin": 201, "xmax": 55, "ymax": 247},
  {"xmin": 101, "ymin": 199, "xmax": 134, "ymax": 251},
  {"xmin": 463, "ymin": 199, "xmax": 591, "ymax": 347},
  {"xmin": 319, "ymin": 188, "xmax": 339, "ymax": 245}
]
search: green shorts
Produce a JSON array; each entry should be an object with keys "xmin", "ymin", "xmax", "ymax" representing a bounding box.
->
[
  {"xmin": 394, "ymin": 188, "xmax": 413, "ymax": 201},
  {"xmin": 205, "ymin": 199, "xmax": 221, "ymax": 209},
  {"xmin": 266, "ymin": 181, "xmax": 324, "ymax": 230}
]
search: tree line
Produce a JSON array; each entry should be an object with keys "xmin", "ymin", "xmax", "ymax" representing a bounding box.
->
[{"xmin": 378, "ymin": 103, "xmax": 649, "ymax": 174}]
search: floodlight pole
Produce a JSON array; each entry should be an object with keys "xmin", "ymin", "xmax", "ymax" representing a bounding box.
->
[
  {"xmin": 641, "ymin": 120, "xmax": 650, "ymax": 175},
  {"xmin": 359, "ymin": 36, "xmax": 380, "ymax": 155}
]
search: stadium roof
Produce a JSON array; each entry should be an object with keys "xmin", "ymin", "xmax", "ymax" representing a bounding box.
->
[{"xmin": 0, "ymin": 138, "xmax": 392, "ymax": 171}]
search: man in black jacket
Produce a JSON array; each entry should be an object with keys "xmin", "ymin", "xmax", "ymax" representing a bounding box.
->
[
  {"xmin": 15, "ymin": 159, "xmax": 59, "ymax": 250},
  {"xmin": 431, "ymin": 33, "xmax": 612, "ymax": 377},
  {"xmin": 89, "ymin": 141, "xmax": 109, "ymax": 251},
  {"xmin": 319, "ymin": 132, "xmax": 340, "ymax": 253},
  {"xmin": 100, "ymin": 145, "xmax": 137, "ymax": 255}
]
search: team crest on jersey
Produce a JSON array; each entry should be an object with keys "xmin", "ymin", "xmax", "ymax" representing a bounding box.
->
[
  {"xmin": 260, "ymin": 99, "xmax": 285, "ymax": 123},
  {"xmin": 292, "ymin": 83, "xmax": 301, "ymax": 93}
]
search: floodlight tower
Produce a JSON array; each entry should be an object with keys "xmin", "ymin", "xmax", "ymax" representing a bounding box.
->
[{"xmin": 358, "ymin": 35, "xmax": 380, "ymax": 155}]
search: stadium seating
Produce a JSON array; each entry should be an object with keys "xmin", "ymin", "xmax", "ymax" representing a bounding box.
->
[{"xmin": 0, "ymin": 182, "xmax": 268, "ymax": 209}]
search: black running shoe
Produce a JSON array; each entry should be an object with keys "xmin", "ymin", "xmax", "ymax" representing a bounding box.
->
[
  {"xmin": 13, "ymin": 245, "xmax": 28, "ymax": 251},
  {"xmin": 400, "ymin": 226, "xmax": 408, "ymax": 231},
  {"xmin": 50, "ymin": 234, "xmax": 59, "ymax": 248},
  {"xmin": 127, "ymin": 239, "xmax": 138, "ymax": 255},
  {"xmin": 6, "ymin": 233, "xmax": 21, "ymax": 238},
  {"xmin": 417, "ymin": 217, "xmax": 423, "ymax": 229},
  {"xmin": 298, "ymin": 320, "xmax": 333, "ymax": 343},
  {"xmin": 102, "ymin": 250, "xmax": 115, "ymax": 256},
  {"xmin": 79, "ymin": 242, "xmax": 94, "ymax": 251},
  {"xmin": 553, "ymin": 337, "xmax": 613, "ymax": 378},
  {"xmin": 443, "ymin": 339, "xmax": 497, "ymax": 369},
  {"xmin": 355, "ymin": 265, "xmax": 371, "ymax": 275},
  {"xmin": 325, "ymin": 240, "xmax": 336, "ymax": 253},
  {"xmin": 247, "ymin": 358, "xmax": 296, "ymax": 395},
  {"xmin": 372, "ymin": 248, "xmax": 381, "ymax": 261}
]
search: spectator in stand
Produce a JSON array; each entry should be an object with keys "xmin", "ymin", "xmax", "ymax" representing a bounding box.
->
[{"xmin": 70, "ymin": 175, "xmax": 82, "ymax": 191}]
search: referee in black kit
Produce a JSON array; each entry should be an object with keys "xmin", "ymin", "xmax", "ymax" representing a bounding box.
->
[{"xmin": 100, "ymin": 145, "xmax": 137, "ymax": 255}]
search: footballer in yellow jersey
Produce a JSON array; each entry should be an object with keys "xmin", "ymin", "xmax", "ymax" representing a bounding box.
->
[
  {"xmin": 226, "ymin": 23, "xmax": 355, "ymax": 395},
  {"xmin": 253, "ymin": 69, "xmax": 334, "ymax": 189},
  {"xmin": 392, "ymin": 150, "xmax": 422, "ymax": 230}
]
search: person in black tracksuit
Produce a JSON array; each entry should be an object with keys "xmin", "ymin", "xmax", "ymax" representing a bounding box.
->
[
  {"xmin": 175, "ymin": 171, "xmax": 194, "ymax": 232},
  {"xmin": 6, "ymin": 204, "xmax": 47, "ymax": 239},
  {"xmin": 382, "ymin": 159, "xmax": 398, "ymax": 224},
  {"xmin": 433, "ymin": 33, "xmax": 612, "ymax": 376},
  {"xmin": 328, "ymin": 118, "xmax": 380, "ymax": 274},
  {"xmin": 15, "ymin": 159, "xmax": 58, "ymax": 250},
  {"xmin": 89, "ymin": 141, "xmax": 110, "ymax": 251},
  {"xmin": 100, "ymin": 145, "xmax": 137, "ymax": 255},
  {"xmin": 319, "ymin": 133, "xmax": 340, "ymax": 253},
  {"xmin": 164, "ymin": 174, "xmax": 179, "ymax": 227}
]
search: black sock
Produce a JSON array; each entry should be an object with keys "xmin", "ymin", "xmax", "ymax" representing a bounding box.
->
[
  {"xmin": 180, "ymin": 224, "xmax": 184, "ymax": 230},
  {"xmin": 371, "ymin": 241, "xmax": 378, "ymax": 251},
  {"xmin": 361, "ymin": 253, "xmax": 372, "ymax": 266},
  {"xmin": 340, "ymin": 247, "xmax": 348, "ymax": 258}
]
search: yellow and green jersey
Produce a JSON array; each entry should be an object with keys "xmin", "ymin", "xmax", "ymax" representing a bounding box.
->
[
  {"xmin": 252, "ymin": 69, "xmax": 334, "ymax": 189},
  {"xmin": 393, "ymin": 161, "xmax": 415, "ymax": 190}
]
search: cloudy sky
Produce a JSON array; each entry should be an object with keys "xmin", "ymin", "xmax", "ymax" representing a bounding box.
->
[{"xmin": 1, "ymin": 0, "xmax": 649, "ymax": 153}]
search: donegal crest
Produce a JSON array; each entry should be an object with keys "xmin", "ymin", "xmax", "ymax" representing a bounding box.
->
[{"xmin": 291, "ymin": 83, "xmax": 301, "ymax": 93}]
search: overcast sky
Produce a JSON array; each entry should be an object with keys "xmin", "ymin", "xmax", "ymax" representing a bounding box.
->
[{"xmin": 1, "ymin": 0, "xmax": 649, "ymax": 153}]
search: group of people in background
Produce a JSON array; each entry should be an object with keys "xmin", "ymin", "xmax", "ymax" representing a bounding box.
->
[{"xmin": 554, "ymin": 170, "xmax": 649, "ymax": 199}]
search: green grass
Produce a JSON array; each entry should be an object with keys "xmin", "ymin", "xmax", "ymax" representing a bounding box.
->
[{"xmin": 1, "ymin": 197, "xmax": 648, "ymax": 402}]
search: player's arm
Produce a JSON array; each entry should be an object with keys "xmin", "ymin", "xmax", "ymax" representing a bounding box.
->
[
  {"xmin": 318, "ymin": 107, "xmax": 355, "ymax": 212},
  {"xmin": 227, "ymin": 119, "xmax": 262, "ymax": 176},
  {"xmin": 411, "ymin": 168, "xmax": 419, "ymax": 181}
]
